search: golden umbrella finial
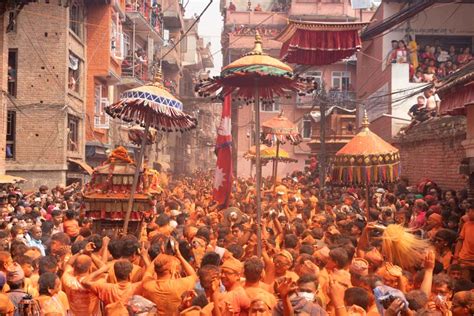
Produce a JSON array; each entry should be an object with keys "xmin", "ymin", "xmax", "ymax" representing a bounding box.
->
[
  {"xmin": 361, "ymin": 109, "xmax": 370, "ymax": 130},
  {"xmin": 151, "ymin": 65, "xmax": 164, "ymax": 88},
  {"xmin": 246, "ymin": 30, "xmax": 265, "ymax": 56}
]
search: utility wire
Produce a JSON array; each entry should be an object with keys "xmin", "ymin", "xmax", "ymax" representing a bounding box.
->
[{"xmin": 161, "ymin": 0, "xmax": 213, "ymax": 59}]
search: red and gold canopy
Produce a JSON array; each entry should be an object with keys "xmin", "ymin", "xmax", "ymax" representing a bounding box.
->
[
  {"xmin": 261, "ymin": 112, "xmax": 302, "ymax": 145},
  {"xmin": 196, "ymin": 32, "xmax": 306, "ymax": 100},
  {"xmin": 276, "ymin": 20, "xmax": 369, "ymax": 66},
  {"xmin": 332, "ymin": 112, "xmax": 400, "ymax": 184}
]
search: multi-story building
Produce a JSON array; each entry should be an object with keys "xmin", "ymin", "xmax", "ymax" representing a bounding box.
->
[
  {"xmin": 357, "ymin": 0, "xmax": 474, "ymax": 141},
  {"xmin": 1, "ymin": 0, "xmax": 211, "ymax": 187},
  {"xmin": 0, "ymin": 2, "xmax": 9, "ymax": 175},
  {"xmin": 220, "ymin": 0, "xmax": 374, "ymax": 179},
  {"xmin": 5, "ymin": 0, "xmax": 88, "ymax": 189},
  {"xmin": 177, "ymin": 18, "xmax": 216, "ymax": 174},
  {"xmin": 357, "ymin": 0, "xmax": 474, "ymax": 189},
  {"xmin": 85, "ymin": 0, "xmax": 164, "ymax": 167}
]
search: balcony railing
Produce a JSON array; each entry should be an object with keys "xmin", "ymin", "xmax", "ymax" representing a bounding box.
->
[
  {"xmin": 328, "ymin": 90, "xmax": 356, "ymax": 104},
  {"xmin": 121, "ymin": 56, "xmax": 148, "ymax": 83},
  {"xmin": 125, "ymin": 0, "xmax": 162, "ymax": 34}
]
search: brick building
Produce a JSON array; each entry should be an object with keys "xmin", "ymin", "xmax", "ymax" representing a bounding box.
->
[
  {"xmin": 0, "ymin": 4, "xmax": 8, "ymax": 175},
  {"xmin": 220, "ymin": 0, "xmax": 374, "ymax": 178},
  {"xmin": 1, "ymin": 0, "xmax": 212, "ymax": 187},
  {"xmin": 5, "ymin": 0, "xmax": 88, "ymax": 189}
]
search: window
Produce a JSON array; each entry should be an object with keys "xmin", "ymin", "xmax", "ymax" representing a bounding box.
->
[
  {"xmin": 68, "ymin": 115, "xmax": 80, "ymax": 152},
  {"xmin": 332, "ymin": 71, "xmax": 351, "ymax": 90},
  {"xmin": 8, "ymin": 49, "xmax": 17, "ymax": 97},
  {"xmin": 68, "ymin": 52, "xmax": 82, "ymax": 94},
  {"xmin": 69, "ymin": 1, "xmax": 84, "ymax": 39},
  {"xmin": 299, "ymin": 116, "xmax": 312, "ymax": 140},
  {"xmin": 260, "ymin": 99, "xmax": 280, "ymax": 112},
  {"xmin": 111, "ymin": 14, "xmax": 125, "ymax": 59},
  {"xmin": 6, "ymin": 111, "xmax": 16, "ymax": 159},
  {"xmin": 94, "ymin": 85, "xmax": 110, "ymax": 129}
]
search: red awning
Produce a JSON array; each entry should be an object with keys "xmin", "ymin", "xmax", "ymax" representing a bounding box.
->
[
  {"xmin": 440, "ymin": 85, "xmax": 474, "ymax": 116},
  {"xmin": 275, "ymin": 20, "xmax": 369, "ymax": 66}
]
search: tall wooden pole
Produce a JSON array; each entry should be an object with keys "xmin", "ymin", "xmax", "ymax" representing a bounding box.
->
[
  {"xmin": 273, "ymin": 139, "xmax": 280, "ymax": 187},
  {"xmin": 319, "ymin": 99, "xmax": 327, "ymax": 199},
  {"xmin": 123, "ymin": 122, "xmax": 150, "ymax": 234},
  {"xmin": 255, "ymin": 83, "xmax": 262, "ymax": 257}
]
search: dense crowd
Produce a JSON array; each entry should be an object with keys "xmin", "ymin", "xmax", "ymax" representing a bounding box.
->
[
  {"xmin": 0, "ymin": 171, "xmax": 473, "ymax": 315},
  {"xmin": 386, "ymin": 37, "xmax": 472, "ymax": 83}
]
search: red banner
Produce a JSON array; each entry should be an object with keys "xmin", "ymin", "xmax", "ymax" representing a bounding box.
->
[{"xmin": 213, "ymin": 95, "xmax": 233, "ymax": 206}]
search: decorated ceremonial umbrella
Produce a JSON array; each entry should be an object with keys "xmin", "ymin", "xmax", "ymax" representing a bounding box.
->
[
  {"xmin": 275, "ymin": 20, "xmax": 369, "ymax": 66},
  {"xmin": 197, "ymin": 32, "xmax": 308, "ymax": 256},
  {"xmin": 106, "ymin": 70, "xmax": 197, "ymax": 234},
  {"xmin": 244, "ymin": 145, "xmax": 298, "ymax": 167},
  {"xmin": 332, "ymin": 111, "xmax": 400, "ymax": 215},
  {"xmin": 261, "ymin": 112, "xmax": 302, "ymax": 185}
]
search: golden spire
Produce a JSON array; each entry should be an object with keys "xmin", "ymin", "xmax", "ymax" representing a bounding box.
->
[
  {"xmin": 245, "ymin": 30, "xmax": 266, "ymax": 56},
  {"xmin": 151, "ymin": 64, "xmax": 164, "ymax": 88},
  {"xmin": 361, "ymin": 109, "xmax": 370, "ymax": 130}
]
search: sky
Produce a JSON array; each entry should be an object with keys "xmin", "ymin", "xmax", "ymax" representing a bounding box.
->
[{"xmin": 184, "ymin": 0, "xmax": 223, "ymax": 76}]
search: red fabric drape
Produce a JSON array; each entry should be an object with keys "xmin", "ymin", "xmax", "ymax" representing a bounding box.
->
[{"xmin": 280, "ymin": 29, "xmax": 361, "ymax": 65}]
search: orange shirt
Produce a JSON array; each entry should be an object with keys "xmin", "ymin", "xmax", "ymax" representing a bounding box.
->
[
  {"xmin": 459, "ymin": 221, "xmax": 474, "ymax": 265},
  {"xmin": 61, "ymin": 267, "xmax": 100, "ymax": 316},
  {"xmin": 62, "ymin": 219, "xmax": 80, "ymax": 238},
  {"xmin": 142, "ymin": 275, "xmax": 197, "ymax": 316},
  {"xmin": 89, "ymin": 280, "xmax": 142, "ymax": 307},
  {"xmin": 36, "ymin": 292, "xmax": 69, "ymax": 316}
]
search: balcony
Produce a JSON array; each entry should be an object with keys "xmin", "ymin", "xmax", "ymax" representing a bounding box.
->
[
  {"xmin": 162, "ymin": 0, "xmax": 184, "ymax": 29},
  {"xmin": 120, "ymin": 56, "xmax": 148, "ymax": 88},
  {"xmin": 162, "ymin": 46, "xmax": 182, "ymax": 72},
  {"xmin": 328, "ymin": 90, "xmax": 357, "ymax": 105},
  {"xmin": 125, "ymin": 0, "xmax": 163, "ymax": 43}
]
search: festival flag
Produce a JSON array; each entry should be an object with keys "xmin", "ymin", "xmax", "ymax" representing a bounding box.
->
[{"xmin": 213, "ymin": 95, "xmax": 233, "ymax": 206}]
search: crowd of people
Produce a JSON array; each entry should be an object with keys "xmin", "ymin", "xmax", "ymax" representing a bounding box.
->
[
  {"xmin": 0, "ymin": 171, "xmax": 473, "ymax": 315},
  {"xmin": 387, "ymin": 37, "xmax": 472, "ymax": 83}
]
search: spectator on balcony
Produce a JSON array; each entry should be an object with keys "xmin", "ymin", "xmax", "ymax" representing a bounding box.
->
[
  {"xmin": 254, "ymin": 3, "xmax": 262, "ymax": 12},
  {"xmin": 396, "ymin": 40, "xmax": 408, "ymax": 63},
  {"xmin": 386, "ymin": 40, "xmax": 399, "ymax": 65},
  {"xmin": 449, "ymin": 63, "xmax": 459, "ymax": 75},
  {"xmin": 228, "ymin": 1, "xmax": 236, "ymax": 11},
  {"xmin": 437, "ymin": 62, "xmax": 447, "ymax": 79},
  {"xmin": 436, "ymin": 47, "xmax": 450, "ymax": 63},
  {"xmin": 421, "ymin": 45, "xmax": 435, "ymax": 61},
  {"xmin": 407, "ymin": 35, "xmax": 419, "ymax": 70},
  {"xmin": 427, "ymin": 59, "xmax": 437, "ymax": 74},
  {"xmin": 412, "ymin": 70, "xmax": 424, "ymax": 83},
  {"xmin": 448, "ymin": 45, "xmax": 458, "ymax": 63},
  {"xmin": 457, "ymin": 48, "xmax": 472, "ymax": 65},
  {"xmin": 135, "ymin": 48, "xmax": 148, "ymax": 66}
]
